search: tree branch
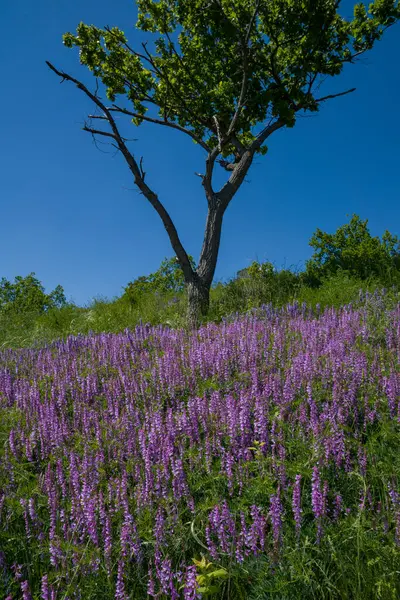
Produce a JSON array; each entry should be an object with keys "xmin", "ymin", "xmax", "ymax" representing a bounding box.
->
[
  {"xmin": 46, "ymin": 60, "xmax": 195, "ymax": 283},
  {"xmin": 104, "ymin": 26, "xmax": 159, "ymax": 76},
  {"xmin": 217, "ymin": 150, "xmax": 255, "ymax": 213},
  {"xmin": 82, "ymin": 125, "xmax": 117, "ymax": 139},
  {"xmin": 314, "ymin": 87, "xmax": 356, "ymax": 103},
  {"xmin": 203, "ymin": 147, "xmax": 220, "ymax": 204},
  {"xmin": 252, "ymin": 119, "xmax": 285, "ymax": 151},
  {"xmin": 244, "ymin": 0, "xmax": 261, "ymax": 46},
  {"xmin": 227, "ymin": 0, "xmax": 261, "ymax": 137},
  {"xmin": 140, "ymin": 42, "xmax": 212, "ymax": 132},
  {"xmin": 108, "ymin": 104, "xmax": 210, "ymax": 151}
]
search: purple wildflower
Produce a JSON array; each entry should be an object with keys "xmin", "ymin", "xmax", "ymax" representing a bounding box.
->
[
  {"xmin": 270, "ymin": 492, "xmax": 283, "ymax": 550},
  {"xmin": 292, "ymin": 475, "xmax": 302, "ymax": 537},
  {"xmin": 333, "ymin": 494, "xmax": 343, "ymax": 521},
  {"xmin": 20, "ymin": 581, "xmax": 32, "ymax": 600},
  {"xmin": 115, "ymin": 560, "xmax": 127, "ymax": 600},
  {"xmin": 311, "ymin": 466, "xmax": 324, "ymax": 542},
  {"xmin": 41, "ymin": 575, "xmax": 49, "ymax": 600},
  {"xmin": 183, "ymin": 565, "xmax": 200, "ymax": 600}
]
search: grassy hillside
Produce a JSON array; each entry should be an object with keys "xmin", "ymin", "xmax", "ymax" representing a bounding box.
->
[
  {"xmin": 2, "ymin": 215, "xmax": 399, "ymax": 349},
  {"xmin": 1, "ymin": 291, "xmax": 400, "ymax": 599},
  {"xmin": 1, "ymin": 270, "xmax": 397, "ymax": 349}
]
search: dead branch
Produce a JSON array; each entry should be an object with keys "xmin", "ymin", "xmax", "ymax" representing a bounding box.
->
[
  {"xmin": 46, "ymin": 60, "xmax": 195, "ymax": 282},
  {"xmin": 109, "ymin": 105, "xmax": 210, "ymax": 152},
  {"xmin": 315, "ymin": 87, "xmax": 356, "ymax": 103}
]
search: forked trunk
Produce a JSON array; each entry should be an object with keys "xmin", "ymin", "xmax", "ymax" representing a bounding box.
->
[{"xmin": 187, "ymin": 277, "xmax": 210, "ymax": 329}]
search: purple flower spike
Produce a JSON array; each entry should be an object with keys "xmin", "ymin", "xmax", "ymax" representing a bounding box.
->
[
  {"xmin": 20, "ymin": 581, "xmax": 32, "ymax": 600},
  {"xmin": 41, "ymin": 575, "xmax": 49, "ymax": 600},
  {"xmin": 183, "ymin": 565, "xmax": 200, "ymax": 599},
  {"xmin": 292, "ymin": 475, "xmax": 302, "ymax": 537},
  {"xmin": 311, "ymin": 466, "xmax": 324, "ymax": 542},
  {"xmin": 270, "ymin": 492, "xmax": 283, "ymax": 550}
]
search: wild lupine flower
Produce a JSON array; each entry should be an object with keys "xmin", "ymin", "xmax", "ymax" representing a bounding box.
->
[
  {"xmin": 311, "ymin": 467, "xmax": 324, "ymax": 542},
  {"xmin": 1, "ymin": 300, "xmax": 400, "ymax": 596},
  {"xmin": 154, "ymin": 506, "xmax": 166, "ymax": 547},
  {"xmin": 292, "ymin": 475, "xmax": 302, "ymax": 537},
  {"xmin": 9, "ymin": 429, "xmax": 18, "ymax": 458},
  {"xmin": 157, "ymin": 557, "xmax": 174, "ymax": 595},
  {"xmin": 183, "ymin": 565, "xmax": 200, "ymax": 600},
  {"xmin": 115, "ymin": 560, "xmax": 127, "ymax": 600},
  {"xmin": 12, "ymin": 563, "xmax": 22, "ymax": 580},
  {"xmin": 205, "ymin": 525, "xmax": 219, "ymax": 560},
  {"xmin": 235, "ymin": 512, "xmax": 247, "ymax": 562},
  {"xmin": 147, "ymin": 566, "xmax": 156, "ymax": 597},
  {"xmin": 41, "ymin": 575, "xmax": 49, "ymax": 600},
  {"xmin": 333, "ymin": 494, "xmax": 343, "ymax": 521},
  {"xmin": 20, "ymin": 581, "xmax": 32, "ymax": 600},
  {"xmin": 20, "ymin": 499, "xmax": 31, "ymax": 538},
  {"xmin": 357, "ymin": 447, "xmax": 367, "ymax": 477},
  {"xmin": 270, "ymin": 492, "xmax": 283, "ymax": 550},
  {"xmin": 388, "ymin": 483, "xmax": 400, "ymax": 545},
  {"xmin": 83, "ymin": 497, "xmax": 98, "ymax": 547}
]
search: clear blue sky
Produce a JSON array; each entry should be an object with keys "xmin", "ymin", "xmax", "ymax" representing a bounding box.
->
[{"xmin": 1, "ymin": 1, "xmax": 399, "ymax": 305}]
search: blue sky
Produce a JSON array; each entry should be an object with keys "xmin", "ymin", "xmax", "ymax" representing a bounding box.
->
[{"xmin": 1, "ymin": 1, "xmax": 399, "ymax": 305}]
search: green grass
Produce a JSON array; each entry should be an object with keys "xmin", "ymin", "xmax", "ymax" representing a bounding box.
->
[{"xmin": 0, "ymin": 269, "xmax": 398, "ymax": 349}]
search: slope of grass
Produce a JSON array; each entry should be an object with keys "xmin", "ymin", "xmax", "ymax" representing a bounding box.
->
[
  {"xmin": 1, "ymin": 271, "xmax": 396, "ymax": 350},
  {"xmin": 1, "ymin": 292, "xmax": 400, "ymax": 599}
]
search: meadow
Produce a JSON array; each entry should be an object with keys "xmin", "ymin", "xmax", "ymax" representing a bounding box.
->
[{"xmin": 1, "ymin": 289, "xmax": 400, "ymax": 599}]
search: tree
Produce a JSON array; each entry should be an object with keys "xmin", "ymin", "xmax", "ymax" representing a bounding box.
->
[
  {"xmin": 123, "ymin": 255, "xmax": 196, "ymax": 304},
  {"xmin": 0, "ymin": 274, "xmax": 67, "ymax": 314},
  {"xmin": 47, "ymin": 0, "xmax": 400, "ymax": 326},
  {"xmin": 306, "ymin": 214, "xmax": 400, "ymax": 284}
]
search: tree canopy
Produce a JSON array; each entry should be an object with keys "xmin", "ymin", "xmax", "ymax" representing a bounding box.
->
[
  {"xmin": 306, "ymin": 214, "xmax": 400, "ymax": 284},
  {"xmin": 62, "ymin": 0, "xmax": 400, "ymax": 159},
  {"xmin": 0, "ymin": 274, "xmax": 66, "ymax": 315}
]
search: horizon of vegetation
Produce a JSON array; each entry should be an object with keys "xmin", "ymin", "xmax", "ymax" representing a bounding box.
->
[{"xmin": 1, "ymin": 214, "xmax": 400, "ymax": 349}]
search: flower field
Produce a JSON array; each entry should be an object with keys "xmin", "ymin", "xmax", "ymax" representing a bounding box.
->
[{"xmin": 1, "ymin": 296, "xmax": 400, "ymax": 599}]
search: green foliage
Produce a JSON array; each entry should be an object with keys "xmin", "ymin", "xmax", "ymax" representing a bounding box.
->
[
  {"xmin": 61, "ymin": 0, "xmax": 400, "ymax": 163},
  {"xmin": 1, "ymin": 217, "xmax": 400, "ymax": 347},
  {"xmin": 191, "ymin": 557, "xmax": 228, "ymax": 596},
  {"xmin": 0, "ymin": 273, "xmax": 66, "ymax": 315},
  {"xmin": 122, "ymin": 256, "xmax": 196, "ymax": 305},
  {"xmin": 296, "ymin": 270, "xmax": 379, "ymax": 309},
  {"xmin": 209, "ymin": 261, "xmax": 302, "ymax": 320},
  {"xmin": 306, "ymin": 215, "xmax": 400, "ymax": 285}
]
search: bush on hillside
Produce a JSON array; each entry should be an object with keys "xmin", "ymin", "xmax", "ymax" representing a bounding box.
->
[
  {"xmin": 0, "ymin": 273, "xmax": 66, "ymax": 315},
  {"xmin": 305, "ymin": 214, "xmax": 400, "ymax": 286},
  {"xmin": 123, "ymin": 256, "xmax": 196, "ymax": 306}
]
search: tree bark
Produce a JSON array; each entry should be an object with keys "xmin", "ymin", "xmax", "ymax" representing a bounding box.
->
[
  {"xmin": 197, "ymin": 205, "xmax": 224, "ymax": 286},
  {"xmin": 187, "ymin": 275, "xmax": 211, "ymax": 329},
  {"xmin": 184, "ymin": 204, "xmax": 224, "ymax": 327}
]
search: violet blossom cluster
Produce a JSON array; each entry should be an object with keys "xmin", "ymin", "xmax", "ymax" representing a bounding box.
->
[{"xmin": 0, "ymin": 300, "xmax": 400, "ymax": 598}]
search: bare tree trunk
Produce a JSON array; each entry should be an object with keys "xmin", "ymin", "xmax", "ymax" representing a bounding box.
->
[
  {"xmin": 197, "ymin": 204, "xmax": 224, "ymax": 285},
  {"xmin": 187, "ymin": 275, "xmax": 210, "ymax": 329},
  {"xmin": 185, "ymin": 205, "xmax": 224, "ymax": 327}
]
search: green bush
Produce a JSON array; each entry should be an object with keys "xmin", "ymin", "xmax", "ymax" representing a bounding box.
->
[
  {"xmin": 305, "ymin": 215, "xmax": 400, "ymax": 286},
  {"xmin": 0, "ymin": 273, "xmax": 66, "ymax": 315}
]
